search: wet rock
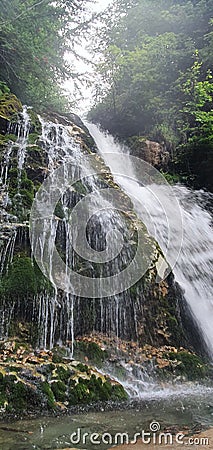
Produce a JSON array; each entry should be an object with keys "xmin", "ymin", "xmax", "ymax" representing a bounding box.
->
[
  {"xmin": 127, "ymin": 136, "xmax": 170, "ymax": 170},
  {"xmin": 0, "ymin": 93, "xmax": 22, "ymax": 133},
  {"xmin": 0, "ymin": 338, "xmax": 128, "ymax": 419}
]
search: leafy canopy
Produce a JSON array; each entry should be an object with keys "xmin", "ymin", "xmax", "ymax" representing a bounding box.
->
[{"xmin": 0, "ymin": 0, "xmax": 90, "ymax": 110}]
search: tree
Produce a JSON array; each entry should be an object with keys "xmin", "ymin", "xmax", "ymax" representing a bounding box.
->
[
  {"xmin": 0, "ymin": 0, "xmax": 90, "ymax": 110},
  {"xmin": 88, "ymin": 0, "xmax": 213, "ymax": 190},
  {"xmin": 180, "ymin": 55, "xmax": 213, "ymax": 136}
]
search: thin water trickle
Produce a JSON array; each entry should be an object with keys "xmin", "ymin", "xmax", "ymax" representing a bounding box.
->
[{"xmin": 0, "ymin": 106, "xmax": 32, "ymax": 338}]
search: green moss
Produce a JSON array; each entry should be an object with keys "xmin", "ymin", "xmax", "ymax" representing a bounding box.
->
[
  {"xmin": 54, "ymin": 201, "xmax": 65, "ymax": 219},
  {"xmin": 40, "ymin": 363, "xmax": 55, "ymax": 377},
  {"xmin": 51, "ymin": 381, "xmax": 67, "ymax": 402},
  {"xmin": 8, "ymin": 381, "xmax": 28, "ymax": 410},
  {"xmin": 52, "ymin": 347, "xmax": 67, "ymax": 364},
  {"xmin": 74, "ymin": 341, "xmax": 108, "ymax": 365},
  {"xmin": 166, "ymin": 314, "xmax": 183, "ymax": 343},
  {"xmin": 6, "ymin": 366, "xmax": 20, "ymax": 374},
  {"xmin": 2, "ymin": 255, "xmax": 52, "ymax": 299},
  {"xmin": 0, "ymin": 81, "xmax": 10, "ymax": 97},
  {"xmin": 111, "ymin": 383, "xmax": 128, "ymax": 400},
  {"xmin": 27, "ymin": 133, "xmax": 40, "ymax": 145},
  {"xmin": 168, "ymin": 351, "xmax": 209, "ymax": 380},
  {"xmin": 19, "ymin": 188, "xmax": 34, "ymax": 208},
  {"xmin": 68, "ymin": 373, "xmax": 128, "ymax": 406},
  {"xmin": 0, "ymin": 373, "xmax": 7, "ymax": 407},
  {"xmin": 0, "ymin": 375, "xmax": 30, "ymax": 411},
  {"xmin": 0, "ymin": 392, "xmax": 7, "ymax": 408},
  {"xmin": 76, "ymin": 363, "xmax": 90, "ymax": 374},
  {"xmin": 41, "ymin": 382, "xmax": 55, "ymax": 408},
  {"xmin": 7, "ymin": 133, "xmax": 17, "ymax": 142},
  {"xmin": 3, "ymin": 257, "xmax": 38, "ymax": 297},
  {"xmin": 73, "ymin": 180, "xmax": 87, "ymax": 196},
  {"xmin": 0, "ymin": 93, "xmax": 22, "ymax": 121},
  {"xmin": 7, "ymin": 167, "xmax": 35, "ymax": 213},
  {"xmin": 0, "ymin": 133, "xmax": 17, "ymax": 145},
  {"xmin": 56, "ymin": 365, "xmax": 70, "ymax": 382},
  {"xmin": 69, "ymin": 380, "xmax": 88, "ymax": 405},
  {"xmin": 28, "ymin": 110, "xmax": 42, "ymax": 134}
]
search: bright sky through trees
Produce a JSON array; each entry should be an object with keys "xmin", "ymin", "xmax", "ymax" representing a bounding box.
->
[{"xmin": 64, "ymin": 0, "xmax": 112, "ymax": 113}]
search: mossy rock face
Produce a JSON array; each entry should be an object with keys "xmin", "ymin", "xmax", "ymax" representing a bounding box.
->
[
  {"xmin": 74, "ymin": 340, "xmax": 108, "ymax": 365},
  {"xmin": 51, "ymin": 380, "xmax": 67, "ymax": 402},
  {"xmin": 0, "ymin": 93, "xmax": 22, "ymax": 130},
  {"xmin": 0, "ymin": 340, "xmax": 128, "ymax": 416},
  {"xmin": 0, "ymin": 133, "xmax": 17, "ymax": 146},
  {"xmin": 68, "ymin": 372, "xmax": 127, "ymax": 405},
  {"xmin": 27, "ymin": 132, "xmax": 40, "ymax": 145},
  {"xmin": 0, "ymin": 92, "xmax": 198, "ymax": 358},
  {"xmin": 3, "ymin": 166, "xmax": 36, "ymax": 220},
  {"xmin": 1, "ymin": 255, "xmax": 52, "ymax": 299},
  {"xmin": 52, "ymin": 346, "xmax": 68, "ymax": 364},
  {"xmin": 28, "ymin": 109, "xmax": 42, "ymax": 135},
  {"xmin": 2, "ymin": 256, "xmax": 38, "ymax": 297},
  {"xmin": 41, "ymin": 381, "xmax": 56, "ymax": 409},
  {"xmin": 167, "ymin": 351, "xmax": 210, "ymax": 380},
  {"xmin": 0, "ymin": 374, "xmax": 43, "ymax": 412}
]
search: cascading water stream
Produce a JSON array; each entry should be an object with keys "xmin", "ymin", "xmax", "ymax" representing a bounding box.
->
[
  {"xmin": 30, "ymin": 117, "xmax": 137, "ymax": 351},
  {"xmin": 0, "ymin": 106, "xmax": 31, "ymax": 338},
  {"xmin": 17, "ymin": 106, "xmax": 31, "ymax": 180},
  {"xmin": 86, "ymin": 122, "xmax": 213, "ymax": 360},
  {"xmin": 1, "ymin": 111, "xmax": 213, "ymax": 400}
]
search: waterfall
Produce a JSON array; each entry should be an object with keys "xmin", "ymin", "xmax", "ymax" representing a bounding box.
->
[
  {"xmin": 0, "ymin": 105, "xmax": 31, "ymax": 269},
  {"xmin": 17, "ymin": 106, "xmax": 31, "ymax": 178},
  {"xmin": 86, "ymin": 122, "xmax": 213, "ymax": 358},
  {"xmin": 0, "ymin": 106, "xmax": 31, "ymax": 338},
  {"xmin": 0, "ymin": 113, "xmax": 150, "ymax": 347},
  {"xmin": 28, "ymin": 117, "xmax": 142, "ymax": 349},
  {"xmin": 1, "ymin": 110, "xmax": 212, "ymax": 362}
]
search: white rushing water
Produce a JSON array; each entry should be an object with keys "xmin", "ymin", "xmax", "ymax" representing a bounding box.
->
[
  {"xmin": 30, "ymin": 117, "xmax": 136, "ymax": 350},
  {"xmin": 86, "ymin": 122, "xmax": 213, "ymax": 359}
]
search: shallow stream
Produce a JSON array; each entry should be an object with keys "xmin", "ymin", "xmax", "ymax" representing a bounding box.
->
[{"xmin": 1, "ymin": 386, "xmax": 213, "ymax": 449}]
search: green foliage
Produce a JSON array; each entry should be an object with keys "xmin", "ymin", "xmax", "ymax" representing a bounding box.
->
[
  {"xmin": 161, "ymin": 171, "xmax": 183, "ymax": 185},
  {"xmin": 178, "ymin": 55, "xmax": 213, "ymax": 136},
  {"xmin": 173, "ymin": 135, "xmax": 213, "ymax": 191},
  {"xmin": 89, "ymin": 0, "xmax": 213, "ymax": 189},
  {"xmin": 0, "ymin": 0, "xmax": 88, "ymax": 110}
]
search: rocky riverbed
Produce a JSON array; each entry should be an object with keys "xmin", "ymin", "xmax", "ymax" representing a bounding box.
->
[{"xmin": 0, "ymin": 333, "xmax": 212, "ymax": 421}]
